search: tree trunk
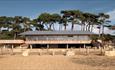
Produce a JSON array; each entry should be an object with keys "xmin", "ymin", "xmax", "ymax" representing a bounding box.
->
[
  {"xmin": 71, "ymin": 22, "xmax": 74, "ymax": 30},
  {"xmin": 64, "ymin": 25, "xmax": 66, "ymax": 30},
  {"xmin": 59, "ymin": 24, "xmax": 61, "ymax": 31},
  {"xmin": 24, "ymin": 23, "xmax": 26, "ymax": 32},
  {"xmin": 49, "ymin": 23, "xmax": 53, "ymax": 30},
  {"xmin": 86, "ymin": 24, "xmax": 88, "ymax": 31},
  {"xmin": 91, "ymin": 25, "xmax": 94, "ymax": 32},
  {"xmin": 14, "ymin": 33, "xmax": 17, "ymax": 39},
  {"xmin": 99, "ymin": 26, "xmax": 101, "ymax": 38},
  {"xmin": 49, "ymin": 24, "xmax": 52, "ymax": 30},
  {"xmin": 102, "ymin": 25, "xmax": 104, "ymax": 34},
  {"xmin": 81, "ymin": 24, "xmax": 83, "ymax": 31},
  {"xmin": 83, "ymin": 24, "xmax": 86, "ymax": 31},
  {"xmin": 64, "ymin": 23, "xmax": 67, "ymax": 30},
  {"xmin": 88, "ymin": 23, "xmax": 91, "ymax": 31}
]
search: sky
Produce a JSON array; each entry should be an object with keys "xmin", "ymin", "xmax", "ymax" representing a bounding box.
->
[{"xmin": 0, "ymin": 0, "xmax": 115, "ymax": 34}]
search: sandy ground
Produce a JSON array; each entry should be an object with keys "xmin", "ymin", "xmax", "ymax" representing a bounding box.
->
[
  {"xmin": 0, "ymin": 49, "xmax": 115, "ymax": 70},
  {"xmin": 0, "ymin": 55, "xmax": 115, "ymax": 70}
]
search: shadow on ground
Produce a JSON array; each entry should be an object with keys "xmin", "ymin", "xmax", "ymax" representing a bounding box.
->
[{"xmin": 71, "ymin": 55, "xmax": 115, "ymax": 67}]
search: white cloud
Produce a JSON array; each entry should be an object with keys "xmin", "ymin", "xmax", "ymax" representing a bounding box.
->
[
  {"xmin": 107, "ymin": 9, "xmax": 115, "ymax": 21},
  {"xmin": 105, "ymin": 10, "xmax": 115, "ymax": 35}
]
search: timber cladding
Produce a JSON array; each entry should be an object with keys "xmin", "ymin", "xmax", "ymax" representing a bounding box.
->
[{"xmin": 25, "ymin": 40, "xmax": 91, "ymax": 44}]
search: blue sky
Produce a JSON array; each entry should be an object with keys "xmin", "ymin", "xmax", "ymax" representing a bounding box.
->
[
  {"xmin": 0, "ymin": 0, "xmax": 115, "ymax": 19},
  {"xmin": 0, "ymin": 0, "xmax": 115, "ymax": 34}
]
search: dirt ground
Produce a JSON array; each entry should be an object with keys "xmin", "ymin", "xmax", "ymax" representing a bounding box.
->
[{"xmin": 0, "ymin": 54, "xmax": 115, "ymax": 70}]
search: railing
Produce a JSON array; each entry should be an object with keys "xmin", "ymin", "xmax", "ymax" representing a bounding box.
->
[
  {"xmin": 0, "ymin": 40, "xmax": 92, "ymax": 44},
  {"xmin": 0, "ymin": 40, "xmax": 24, "ymax": 44}
]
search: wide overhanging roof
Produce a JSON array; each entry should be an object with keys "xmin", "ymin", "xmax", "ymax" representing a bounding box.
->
[{"xmin": 19, "ymin": 31, "xmax": 95, "ymax": 36}]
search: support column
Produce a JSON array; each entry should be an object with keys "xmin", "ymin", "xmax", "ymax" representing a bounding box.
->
[
  {"xmin": 3, "ymin": 45, "xmax": 6, "ymax": 49},
  {"xmin": 0, "ymin": 45, "xmax": 3, "ymax": 55},
  {"xmin": 11, "ymin": 44, "xmax": 14, "ymax": 55},
  {"xmin": 83, "ymin": 44, "xmax": 86, "ymax": 53},
  {"xmin": 30, "ymin": 44, "xmax": 32, "ymax": 49},
  {"xmin": 20, "ymin": 45, "xmax": 22, "ymax": 49},
  {"xmin": 66, "ymin": 44, "xmax": 68, "ymax": 49},
  {"xmin": 2, "ymin": 45, "xmax": 6, "ymax": 54},
  {"xmin": 20, "ymin": 45, "xmax": 23, "ymax": 52},
  {"xmin": 84, "ymin": 44, "xmax": 86, "ymax": 48},
  {"xmin": 47, "ymin": 44, "xmax": 49, "ymax": 50},
  {"xmin": 47, "ymin": 44, "xmax": 49, "ymax": 53}
]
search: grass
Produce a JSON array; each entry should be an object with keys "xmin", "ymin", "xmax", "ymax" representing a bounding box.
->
[{"xmin": 72, "ymin": 55, "xmax": 115, "ymax": 67}]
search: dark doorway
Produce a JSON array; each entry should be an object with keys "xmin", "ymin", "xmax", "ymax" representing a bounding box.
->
[
  {"xmin": 31, "ymin": 44, "xmax": 47, "ymax": 48},
  {"xmin": 49, "ymin": 44, "xmax": 58, "ymax": 48},
  {"xmin": 29, "ymin": 44, "xmax": 92, "ymax": 48},
  {"xmin": 58, "ymin": 44, "xmax": 67, "ymax": 48}
]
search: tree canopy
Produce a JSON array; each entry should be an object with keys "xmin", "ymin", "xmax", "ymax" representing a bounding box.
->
[{"xmin": 0, "ymin": 9, "xmax": 114, "ymax": 39}]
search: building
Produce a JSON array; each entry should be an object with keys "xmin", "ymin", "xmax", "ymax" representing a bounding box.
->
[
  {"xmin": 19, "ymin": 31, "xmax": 95, "ymax": 49},
  {"xmin": 109, "ymin": 25, "xmax": 115, "ymax": 30}
]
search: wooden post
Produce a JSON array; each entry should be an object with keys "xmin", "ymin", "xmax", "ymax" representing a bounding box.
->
[
  {"xmin": 3, "ymin": 45, "xmax": 6, "ymax": 49},
  {"xmin": 0, "ymin": 45, "xmax": 3, "ymax": 55},
  {"xmin": 30, "ymin": 44, "xmax": 32, "ymax": 49},
  {"xmin": 83, "ymin": 44, "xmax": 86, "ymax": 54},
  {"xmin": 20, "ymin": 45, "xmax": 22, "ymax": 49},
  {"xmin": 47, "ymin": 44, "xmax": 49, "ymax": 51},
  {"xmin": 84, "ymin": 44, "xmax": 86, "ymax": 48},
  {"xmin": 11, "ymin": 44, "xmax": 14, "ymax": 55},
  {"xmin": 20, "ymin": 45, "xmax": 23, "ymax": 52},
  {"xmin": 66, "ymin": 44, "xmax": 68, "ymax": 50},
  {"xmin": 47, "ymin": 44, "xmax": 49, "ymax": 54}
]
